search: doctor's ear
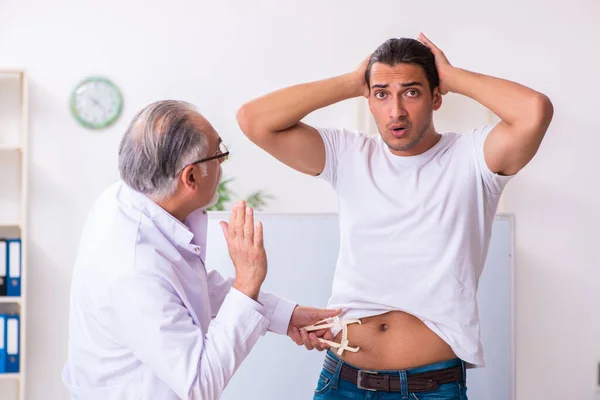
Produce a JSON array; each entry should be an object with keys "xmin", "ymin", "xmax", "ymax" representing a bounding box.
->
[{"xmin": 180, "ymin": 165, "xmax": 199, "ymax": 189}]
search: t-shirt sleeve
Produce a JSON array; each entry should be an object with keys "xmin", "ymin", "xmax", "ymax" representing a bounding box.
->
[
  {"xmin": 469, "ymin": 123, "xmax": 516, "ymax": 196},
  {"xmin": 315, "ymin": 127, "xmax": 358, "ymax": 187}
]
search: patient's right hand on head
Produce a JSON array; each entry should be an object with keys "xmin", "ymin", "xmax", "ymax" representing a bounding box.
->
[{"xmin": 220, "ymin": 201, "xmax": 267, "ymax": 301}]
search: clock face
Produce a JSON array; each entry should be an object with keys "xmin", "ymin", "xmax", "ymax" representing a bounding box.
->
[{"xmin": 70, "ymin": 76, "xmax": 123, "ymax": 129}]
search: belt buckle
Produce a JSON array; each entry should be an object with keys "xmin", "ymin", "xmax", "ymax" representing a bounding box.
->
[{"xmin": 357, "ymin": 370, "xmax": 378, "ymax": 391}]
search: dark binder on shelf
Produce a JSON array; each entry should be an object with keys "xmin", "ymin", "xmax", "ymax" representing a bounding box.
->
[{"xmin": 0, "ymin": 240, "xmax": 6, "ymax": 296}]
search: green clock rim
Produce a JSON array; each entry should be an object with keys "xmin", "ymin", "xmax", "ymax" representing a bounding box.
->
[{"xmin": 70, "ymin": 75, "xmax": 124, "ymax": 130}]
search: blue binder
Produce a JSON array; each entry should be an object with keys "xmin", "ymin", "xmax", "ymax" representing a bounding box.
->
[
  {"xmin": 0, "ymin": 314, "xmax": 6, "ymax": 373},
  {"xmin": 5, "ymin": 314, "xmax": 19, "ymax": 373},
  {"xmin": 6, "ymin": 239, "xmax": 21, "ymax": 297}
]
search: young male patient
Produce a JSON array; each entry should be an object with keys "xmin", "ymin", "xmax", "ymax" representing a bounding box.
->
[{"xmin": 237, "ymin": 33, "xmax": 553, "ymax": 399}]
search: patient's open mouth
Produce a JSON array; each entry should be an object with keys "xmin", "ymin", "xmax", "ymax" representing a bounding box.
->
[{"xmin": 390, "ymin": 125, "xmax": 407, "ymax": 137}]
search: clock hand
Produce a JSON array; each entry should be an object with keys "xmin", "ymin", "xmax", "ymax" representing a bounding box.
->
[{"xmin": 90, "ymin": 97, "xmax": 107, "ymax": 113}]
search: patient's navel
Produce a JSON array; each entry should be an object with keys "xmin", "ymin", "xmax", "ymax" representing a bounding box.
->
[{"xmin": 380, "ymin": 323, "xmax": 388, "ymax": 332}]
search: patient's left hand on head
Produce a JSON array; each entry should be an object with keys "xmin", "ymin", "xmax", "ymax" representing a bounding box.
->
[{"xmin": 287, "ymin": 306, "xmax": 341, "ymax": 351}]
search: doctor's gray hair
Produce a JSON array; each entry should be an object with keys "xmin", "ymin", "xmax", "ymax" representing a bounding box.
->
[{"xmin": 118, "ymin": 100, "xmax": 209, "ymax": 200}]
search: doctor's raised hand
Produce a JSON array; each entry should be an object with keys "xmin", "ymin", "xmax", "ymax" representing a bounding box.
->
[
  {"xmin": 220, "ymin": 201, "xmax": 267, "ymax": 301},
  {"xmin": 221, "ymin": 200, "xmax": 341, "ymax": 352}
]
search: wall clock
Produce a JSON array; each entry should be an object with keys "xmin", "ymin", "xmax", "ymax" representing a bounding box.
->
[{"xmin": 70, "ymin": 76, "xmax": 123, "ymax": 129}]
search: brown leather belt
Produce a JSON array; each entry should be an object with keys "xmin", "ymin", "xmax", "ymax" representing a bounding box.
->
[{"xmin": 323, "ymin": 355, "xmax": 464, "ymax": 393}]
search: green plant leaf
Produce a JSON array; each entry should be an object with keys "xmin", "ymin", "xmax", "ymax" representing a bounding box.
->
[
  {"xmin": 206, "ymin": 176, "xmax": 274, "ymax": 212},
  {"xmin": 245, "ymin": 190, "xmax": 274, "ymax": 211}
]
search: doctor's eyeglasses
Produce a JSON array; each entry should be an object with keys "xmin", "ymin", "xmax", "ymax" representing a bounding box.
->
[
  {"xmin": 189, "ymin": 141, "xmax": 229, "ymax": 165},
  {"xmin": 176, "ymin": 140, "xmax": 229, "ymax": 176}
]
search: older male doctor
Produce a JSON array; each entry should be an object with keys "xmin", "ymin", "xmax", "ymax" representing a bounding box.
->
[{"xmin": 62, "ymin": 100, "xmax": 338, "ymax": 400}]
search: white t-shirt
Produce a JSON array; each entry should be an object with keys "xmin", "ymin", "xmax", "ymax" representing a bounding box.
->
[{"xmin": 316, "ymin": 123, "xmax": 513, "ymax": 367}]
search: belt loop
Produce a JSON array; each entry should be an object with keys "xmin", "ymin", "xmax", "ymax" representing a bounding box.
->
[
  {"xmin": 331, "ymin": 356, "xmax": 345, "ymax": 390},
  {"xmin": 399, "ymin": 370, "xmax": 409, "ymax": 399},
  {"xmin": 460, "ymin": 359, "xmax": 466, "ymax": 384}
]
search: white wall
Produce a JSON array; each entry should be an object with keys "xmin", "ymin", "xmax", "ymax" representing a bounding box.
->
[{"xmin": 1, "ymin": 0, "xmax": 599, "ymax": 398}]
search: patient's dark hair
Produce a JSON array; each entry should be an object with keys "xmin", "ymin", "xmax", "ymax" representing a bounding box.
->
[{"xmin": 365, "ymin": 38, "xmax": 439, "ymax": 94}]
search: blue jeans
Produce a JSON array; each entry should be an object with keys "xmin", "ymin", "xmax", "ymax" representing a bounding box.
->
[{"xmin": 313, "ymin": 350, "xmax": 468, "ymax": 399}]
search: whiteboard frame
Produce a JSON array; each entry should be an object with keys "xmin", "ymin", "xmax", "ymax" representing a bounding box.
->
[{"xmin": 495, "ymin": 212, "xmax": 516, "ymax": 400}]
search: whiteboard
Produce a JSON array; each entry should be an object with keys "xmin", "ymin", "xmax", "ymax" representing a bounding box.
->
[{"xmin": 205, "ymin": 212, "xmax": 514, "ymax": 400}]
